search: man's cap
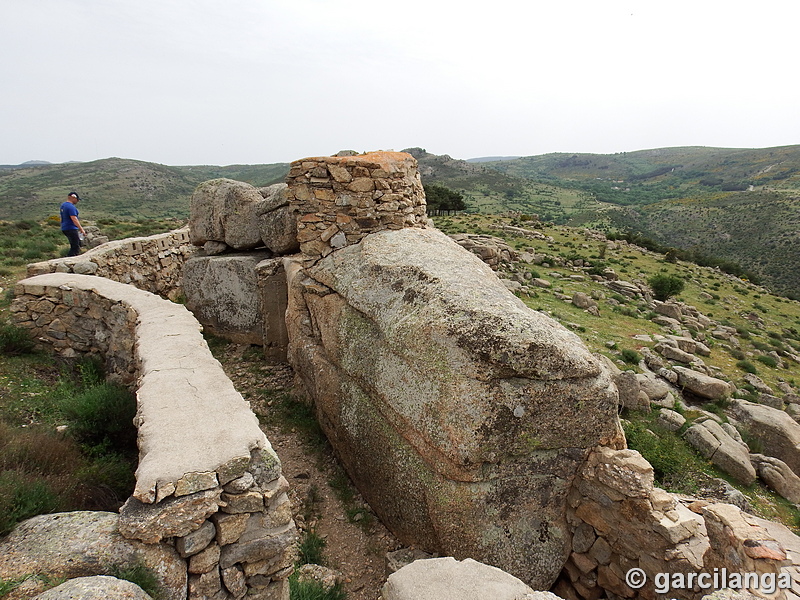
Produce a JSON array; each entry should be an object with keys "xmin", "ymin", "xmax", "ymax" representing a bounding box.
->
[{"xmin": 68, "ymin": 192, "xmax": 81, "ymax": 200}]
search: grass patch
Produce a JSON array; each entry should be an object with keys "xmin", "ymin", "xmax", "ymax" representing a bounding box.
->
[
  {"xmin": 289, "ymin": 573, "xmax": 347, "ymax": 600},
  {"xmin": 259, "ymin": 390, "xmax": 328, "ymax": 453},
  {"xmin": 109, "ymin": 562, "xmax": 163, "ymax": 600},
  {"xmin": 622, "ymin": 413, "xmax": 710, "ymax": 494},
  {"xmin": 297, "ymin": 530, "xmax": 327, "ymax": 566}
]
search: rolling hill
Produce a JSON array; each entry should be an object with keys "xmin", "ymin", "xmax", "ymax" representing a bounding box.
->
[
  {"xmin": 0, "ymin": 158, "xmax": 288, "ymax": 221},
  {"xmin": 412, "ymin": 146, "xmax": 800, "ymax": 298},
  {"xmin": 2, "ymin": 145, "xmax": 799, "ymax": 297}
]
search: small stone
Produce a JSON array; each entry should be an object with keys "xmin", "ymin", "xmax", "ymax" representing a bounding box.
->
[
  {"xmin": 188, "ymin": 542, "xmax": 221, "ymax": 574},
  {"xmin": 223, "ymin": 472, "xmax": 255, "ymax": 494},
  {"xmin": 220, "ymin": 490, "xmax": 264, "ymax": 514},
  {"xmin": 177, "ymin": 520, "xmax": 216, "ymax": 558}
]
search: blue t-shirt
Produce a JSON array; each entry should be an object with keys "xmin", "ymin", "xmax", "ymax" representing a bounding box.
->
[{"xmin": 60, "ymin": 201, "xmax": 79, "ymax": 231}]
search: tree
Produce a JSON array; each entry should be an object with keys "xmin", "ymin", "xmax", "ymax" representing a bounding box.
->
[
  {"xmin": 648, "ymin": 274, "xmax": 685, "ymax": 301},
  {"xmin": 423, "ymin": 184, "xmax": 466, "ymax": 215}
]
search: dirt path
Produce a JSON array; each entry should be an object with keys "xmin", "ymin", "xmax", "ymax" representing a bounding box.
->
[{"xmin": 214, "ymin": 343, "xmax": 401, "ymax": 600}]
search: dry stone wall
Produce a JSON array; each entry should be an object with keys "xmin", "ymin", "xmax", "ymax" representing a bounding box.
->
[
  {"xmin": 11, "ymin": 273, "xmax": 296, "ymax": 600},
  {"xmin": 556, "ymin": 446, "xmax": 796, "ymax": 600},
  {"xmin": 287, "ymin": 151, "xmax": 428, "ymax": 262},
  {"xmin": 26, "ymin": 227, "xmax": 195, "ymax": 301}
]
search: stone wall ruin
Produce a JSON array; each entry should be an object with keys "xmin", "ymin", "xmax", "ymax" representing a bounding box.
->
[
  {"xmin": 10, "ymin": 273, "xmax": 296, "ymax": 600},
  {"xmin": 26, "ymin": 227, "xmax": 195, "ymax": 301}
]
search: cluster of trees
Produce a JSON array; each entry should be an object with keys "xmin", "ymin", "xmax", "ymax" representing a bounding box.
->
[{"xmin": 423, "ymin": 183, "xmax": 466, "ymax": 215}]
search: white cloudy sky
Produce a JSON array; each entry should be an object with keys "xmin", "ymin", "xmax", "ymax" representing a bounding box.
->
[{"xmin": 2, "ymin": 0, "xmax": 799, "ymax": 166}]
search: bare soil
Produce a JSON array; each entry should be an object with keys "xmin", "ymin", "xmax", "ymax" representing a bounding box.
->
[{"xmin": 215, "ymin": 343, "xmax": 402, "ymax": 600}]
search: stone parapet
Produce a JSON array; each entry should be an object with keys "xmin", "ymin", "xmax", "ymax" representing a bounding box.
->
[
  {"xmin": 286, "ymin": 151, "xmax": 428, "ymax": 262},
  {"xmin": 11, "ymin": 273, "xmax": 296, "ymax": 600},
  {"xmin": 26, "ymin": 227, "xmax": 196, "ymax": 301},
  {"xmin": 557, "ymin": 446, "xmax": 793, "ymax": 600}
]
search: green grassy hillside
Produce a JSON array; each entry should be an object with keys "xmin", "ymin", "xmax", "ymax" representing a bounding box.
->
[
  {"xmin": 475, "ymin": 146, "xmax": 800, "ymax": 298},
  {"xmin": 0, "ymin": 158, "xmax": 288, "ymax": 221},
  {"xmin": 4, "ymin": 146, "xmax": 799, "ymax": 296}
]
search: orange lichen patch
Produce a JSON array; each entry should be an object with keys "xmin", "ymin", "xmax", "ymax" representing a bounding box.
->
[{"xmin": 294, "ymin": 151, "xmax": 415, "ymax": 173}]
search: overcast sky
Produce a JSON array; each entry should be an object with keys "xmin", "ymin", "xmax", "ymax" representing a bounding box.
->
[{"xmin": 2, "ymin": 0, "xmax": 799, "ymax": 166}]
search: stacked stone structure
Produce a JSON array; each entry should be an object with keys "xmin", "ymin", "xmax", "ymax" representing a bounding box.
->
[
  {"xmin": 10, "ymin": 274, "xmax": 296, "ymax": 600},
  {"xmin": 286, "ymin": 151, "xmax": 428, "ymax": 261},
  {"xmin": 556, "ymin": 446, "xmax": 794, "ymax": 600},
  {"xmin": 26, "ymin": 227, "xmax": 195, "ymax": 301}
]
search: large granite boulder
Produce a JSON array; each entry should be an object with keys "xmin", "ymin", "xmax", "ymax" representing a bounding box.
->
[
  {"xmin": 189, "ymin": 179, "xmax": 264, "ymax": 250},
  {"xmin": 730, "ymin": 399, "xmax": 800, "ymax": 475},
  {"xmin": 255, "ymin": 183, "xmax": 299, "ymax": 255},
  {"xmin": 751, "ymin": 454, "xmax": 800, "ymax": 503},
  {"xmin": 673, "ymin": 366, "xmax": 732, "ymax": 400},
  {"xmin": 33, "ymin": 576, "xmax": 152, "ymax": 600},
  {"xmin": 0, "ymin": 512, "xmax": 185, "ymax": 600},
  {"xmin": 381, "ymin": 557, "xmax": 542, "ymax": 600},
  {"xmin": 182, "ymin": 254, "xmax": 289, "ymax": 359},
  {"xmin": 285, "ymin": 227, "xmax": 623, "ymax": 588},
  {"xmin": 684, "ymin": 419, "xmax": 756, "ymax": 485}
]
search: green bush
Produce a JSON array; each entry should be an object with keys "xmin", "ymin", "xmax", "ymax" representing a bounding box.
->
[
  {"xmin": 58, "ymin": 382, "xmax": 138, "ymax": 451},
  {"xmin": 737, "ymin": 360, "xmax": 758, "ymax": 374},
  {"xmin": 647, "ymin": 274, "xmax": 685, "ymax": 301},
  {"xmin": 0, "ymin": 321, "xmax": 37, "ymax": 356},
  {"xmin": 621, "ymin": 349, "xmax": 641, "ymax": 365},
  {"xmin": 755, "ymin": 355, "xmax": 779, "ymax": 368}
]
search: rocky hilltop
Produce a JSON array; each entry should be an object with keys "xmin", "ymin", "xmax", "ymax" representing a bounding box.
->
[{"xmin": 5, "ymin": 150, "xmax": 800, "ymax": 600}]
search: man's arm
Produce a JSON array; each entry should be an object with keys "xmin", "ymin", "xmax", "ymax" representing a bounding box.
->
[{"xmin": 70, "ymin": 215, "xmax": 85, "ymax": 234}]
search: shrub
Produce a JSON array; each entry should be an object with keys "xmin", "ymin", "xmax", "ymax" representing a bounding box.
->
[
  {"xmin": 647, "ymin": 274, "xmax": 685, "ymax": 301},
  {"xmin": 58, "ymin": 382, "xmax": 137, "ymax": 451},
  {"xmin": 755, "ymin": 355, "xmax": 779, "ymax": 368},
  {"xmin": 621, "ymin": 349, "xmax": 641, "ymax": 365},
  {"xmin": 0, "ymin": 321, "xmax": 37, "ymax": 356},
  {"xmin": 737, "ymin": 360, "xmax": 758, "ymax": 374}
]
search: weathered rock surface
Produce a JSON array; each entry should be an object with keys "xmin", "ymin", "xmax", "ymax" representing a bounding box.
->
[
  {"xmin": 381, "ymin": 557, "xmax": 537, "ymax": 600},
  {"xmin": 684, "ymin": 420, "xmax": 756, "ymax": 485},
  {"xmin": 730, "ymin": 399, "xmax": 800, "ymax": 475},
  {"xmin": 256, "ymin": 183, "xmax": 299, "ymax": 255},
  {"xmin": 673, "ymin": 366, "xmax": 732, "ymax": 400},
  {"xmin": 32, "ymin": 576, "xmax": 152, "ymax": 600},
  {"xmin": 285, "ymin": 227, "xmax": 623, "ymax": 588},
  {"xmin": 449, "ymin": 233, "xmax": 518, "ymax": 270},
  {"xmin": 0, "ymin": 512, "xmax": 185, "ymax": 600},
  {"xmin": 655, "ymin": 341, "xmax": 695, "ymax": 364},
  {"xmin": 183, "ymin": 252, "xmax": 272, "ymax": 345},
  {"xmin": 189, "ymin": 179, "xmax": 264, "ymax": 250},
  {"xmin": 750, "ymin": 454, "xmax": 800, "ymax": 503}
]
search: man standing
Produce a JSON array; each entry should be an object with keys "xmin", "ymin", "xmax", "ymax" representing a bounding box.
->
[{"xmin": 60, "ymin": 191, "xmax": 86, "ymax": 257}]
